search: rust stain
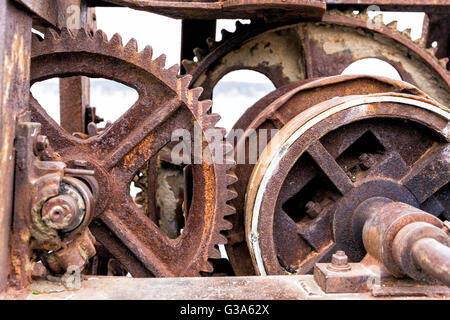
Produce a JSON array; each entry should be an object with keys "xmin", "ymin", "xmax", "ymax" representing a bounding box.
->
[{"xmin": 123, "ymin": 134, "xmax": 154, "ymax": 168}]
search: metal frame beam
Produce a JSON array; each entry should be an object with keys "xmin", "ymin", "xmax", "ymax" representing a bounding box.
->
[{"xmin": 0, "ymin": 0, "xmax": 32, "ymax": 293}]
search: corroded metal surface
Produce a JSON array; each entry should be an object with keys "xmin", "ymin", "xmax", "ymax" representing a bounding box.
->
[
  {"xmin": 223, "ymin": 75, "xmax": 431, "ymax": 276},
  {"xmin": 21, "ymin": 274, "xmax": 449, "ymax": 300},
  {"xmin": 183, "ymin": 11, "xmax": 450, "ymax": 104},
  {"xmin": 244, "ymin": 92, "xmax": 450, "ymax": 276},
  {"xmin": 29, "ymin": 27, "xmax": 237, "ymax": 277},
  {"xmin": 1, "ymin": 0, "xmax": 450, "ymax": 299},
  {"xmin": 95, "ymin": 0, "xmax": 327, "ymax": 19},
  {"xmin": 0, "ymin": 0, "xmax": 32, "ymax": 293}
]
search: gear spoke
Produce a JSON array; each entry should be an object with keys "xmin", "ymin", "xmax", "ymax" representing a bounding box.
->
[
  {"xmin": 402, "ymin": 144, "xmax": 450, "ymax": 204},
  {"xmin": 306, "ymin": 141, "xmax": 354, "ymax": 195}
]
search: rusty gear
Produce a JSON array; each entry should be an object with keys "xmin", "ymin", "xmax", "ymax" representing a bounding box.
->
[
  {"xmin": 29, "ymin": 28, "xmax": 237, "ymax": 277},
  {"xmin": 182, "ymin": 10, "xmax": 449, "ymax": 105}
]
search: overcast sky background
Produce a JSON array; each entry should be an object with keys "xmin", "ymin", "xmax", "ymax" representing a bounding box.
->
[{"xmin": 31, "ymin": 8, "xmax": 425, "ymax": 131}]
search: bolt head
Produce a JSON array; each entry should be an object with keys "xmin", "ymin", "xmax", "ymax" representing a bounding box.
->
[
  {"xmin": 305, "ymin": 201, "xmax": 322, "ymax": 218},
  {"xmin": 359, "ymin": 153, "xmax": 376, "ymax": 170},
  {"xmin": 41, "ymin": 195, "xmax": 77, "ymax": 230},
  {"xmin": 327, "ymin": 250, "xmax": 351, "ymax": 272}
]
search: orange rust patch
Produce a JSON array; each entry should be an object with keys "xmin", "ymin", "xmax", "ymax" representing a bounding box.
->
[
  {"xmin": 202, "ymin": 147, "xmax": 216, "ymax": 229},
  {"xmin": 123, "ymin": 134, "xmax": 154, "ymax": 168}
]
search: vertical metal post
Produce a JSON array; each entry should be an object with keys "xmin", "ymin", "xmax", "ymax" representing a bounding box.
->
[
  {"xmin": 0, "ymin": 0, "xmax": 32, "ymax": 293},
  {"xmin": 58, "ymin": 0, "xmax": 96, "ymax": 134}
]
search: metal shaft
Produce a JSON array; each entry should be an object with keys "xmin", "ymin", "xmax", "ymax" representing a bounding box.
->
[
  {"xmin": 412, "ymin": 238, "xmax": 450, "ymax": 287},
  {"xmin": 362, "ymin": 200, "xmax": 450, "ymax": 285}
]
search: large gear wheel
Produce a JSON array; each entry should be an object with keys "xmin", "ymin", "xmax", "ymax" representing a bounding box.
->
[
  {"xmin": 183, "ymin": 10, "xmax": 450, "ymax": 106},
  {"xmin": 222, "ymin": 74, "xmax": 436, "ymax": 275},
  {"xmin": 29, "ymin": 28, "xmax": 237, "ymax": 277},
  {"xmin": 245, "ymin": 91, "xmax": 450, "ymax": 276}
]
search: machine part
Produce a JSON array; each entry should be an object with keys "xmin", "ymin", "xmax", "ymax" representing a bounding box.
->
[
  {"xmin": 183, "ymin": 11, "xmax": 449, "ymax": 105},
  {"xmin": 361, "ymin": 200, "xmax": 450, "ymax": 285},
  {"xmin": 42, "ymin": 228, "xmax": 97, "ymax": 274},
  {"xmin": 41, "ymin": 177, "xmax": 93, "ymax": 233},
  {"xmin": 10, "ymin": 120, "xmax": 96, "ymax": 287},
  {"xmin": 133, "ymin": 149, "xmax": 187, "ymax": 240},
  {"xmin": 223, "ymin": 75, "xmax": 429, "ymax": 275},
  {"xmin": 244, "ymin": 92, "xmax": 450, "ymax": 276},
  {"xmin": 29, "ymin": 28, "xmax": 237, "ymax": 277},
  {"xmin": 98, "ymin": 0, "xmax": 327, "ymax": 19},
  {"xmin": 314, "ymin": 200, "xmax": 450, "ymax": 293},
  {"xmin": 327, "ymin": 250, "xmax": 351, "ymax": 272}
]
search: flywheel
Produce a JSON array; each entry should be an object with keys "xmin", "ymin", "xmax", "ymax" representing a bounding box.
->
[
  {"xmin": 225, "ymin": 74, "xmax": 432, "ymax": 275},
  {"xmin": 244, "ymin": 91, "xmax": 450, "ymax": 275}
]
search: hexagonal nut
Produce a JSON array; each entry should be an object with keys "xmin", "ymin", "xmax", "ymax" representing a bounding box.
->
[
  {"xmin": 327, "ymin": 250, "xmax": 351, "ymax": 272},
  {"xmin": 332, "ymin": 251, "xmax": 348, "ymax": 266}
]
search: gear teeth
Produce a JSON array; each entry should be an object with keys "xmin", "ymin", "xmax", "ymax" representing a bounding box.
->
[
  {"xmin": 31, "ymin": 26, "xmax": 238, "ymax": 277},
  {"xmin": 206, "ymin": 113, "xmax": 221, "ymax": 128},
  {"xmin": 223, "ymin": 140, "xmax": 234, "ymax": 155},
  {"xmin": 214, "ymin": 234, "xmax": 228, "ymax": 245},
  {"xmin": 358, "ymin": 9, "xmax": 370, "ymax": 20},
  {"xmin": 219, "ymin": 219, "xmax": 233, "ymax": 231},
  {"xmin": 94, "ymin": 29, "xmax": 108, "ymax": 43},
  {"xmin": 110, "ymin": 33, "xmax": 123, "ymax": 46},
  {"xmin": 153, "ymin": 54, "xmax": 167, "ymax": 68},
  {"xmin": 181, "ymin": 59, "xmax": 198, "ymax": 74},
  {"xmin": 44, "ymin": 28, "xmax": 60, "ymax": 40},
  {"xmin": 386, "ymin": 20, "xmax": 398, "ymax": 31},
  {"xmin": 75, "ymin": 28, "xmax": 91, "ymax": 41},
  {"xmin": 402, "ymin": 28, "xmax": 412, "ymax": 39},
  {"xmin": 439, "ymin": 57, "xmax": 449, "ymax": 69},
  {"xmin": 189, "ymin": 87, "xmax": 204, "ymax": 102},
  {"xmin": 177, "ymin": 74, "xmax": 193, "ymax": 101},
  {"xmin": 208, "ymin": 246, "xmax": 222, "ymax": 260},
  {"xmin": 60, "ymin": 27, "xmax": 74, "ymax": 40},
  {"xmin": 426, "ymin": 46, "xmax": 439, "ymax": 56},
  {"xmin": 414, "ymin": 36, "xmax": 426, "ymax": 47},
  {"xmin": 140, "ymin": 45, "xmax": 153, "ymax": 59},
  {"xmin": 204, "ymin": 261, "xmax": 214, "ymax": 273},
  {"xmin": 166, "ymin": 64, "xmax": 180, "ymax": 78},
  {"xmin": 206, "ymin": 37, "xmax": 217, "ymax": 50},
  {"xmin": 200, "ymin": 100, "xmax": 213, "ymax": 116},
  {"xmin": 224, "ymin": 204, "xmax": 236, "ymax": 216},
  {"xmin": 193, "ymin": 47, "xmax": 207, "ymax": 61},
  {"xmin": 226, "ymin": 189, "xmax": 238, "ymax": 201},
  {"xmin": 125, "ymin": 38, "xmax": 138, "ymax": 52},
  {"xmin": 226, "ymin": 172, "xmax": 238, "ymax": 185},
  {"xmin": 222, "ymin": 157, "xmax": 236, "ymax": 171},
  {"xmin": 372, "ymin": 14, "xmax": 383, "ymax": 26}
]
